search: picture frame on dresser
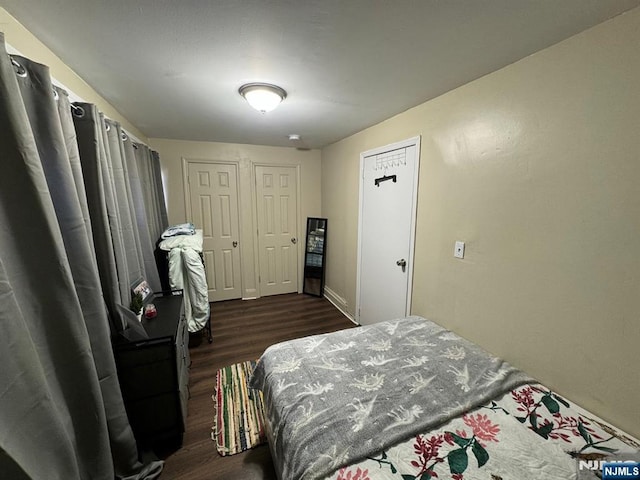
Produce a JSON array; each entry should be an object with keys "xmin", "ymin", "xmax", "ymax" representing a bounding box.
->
[{"xmin": 130, "ymin": 276, "xmax": 153, "ymax": 302}]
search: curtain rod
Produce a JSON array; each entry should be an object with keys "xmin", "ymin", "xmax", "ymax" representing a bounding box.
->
[{"xmin": 6, "ymin": 41, "xmax": 147, "ymax": 147}]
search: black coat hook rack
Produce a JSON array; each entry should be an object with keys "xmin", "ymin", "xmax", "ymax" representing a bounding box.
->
[{"xmin": 374, "ymin": 174, "xmax": 397, "ymax": 187}]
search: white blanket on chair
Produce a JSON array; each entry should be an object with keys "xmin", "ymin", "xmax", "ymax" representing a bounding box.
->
[
  {"xmin": 158, "ymin": 229, "xmax": 203, "ymax": 252},
  {"xmin": 167, "ymin": 245, "xmax": 209, "ymax": 332}
]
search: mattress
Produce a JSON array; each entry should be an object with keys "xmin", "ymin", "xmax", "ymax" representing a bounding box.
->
[{"xmin": 250, "ymin": 316, "xmax": 639, "ymax": 480}]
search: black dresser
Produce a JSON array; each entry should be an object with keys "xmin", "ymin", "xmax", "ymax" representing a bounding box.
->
[{"xmin": 113, "ymin": 294, "xmax": 189, "ymax": 448}]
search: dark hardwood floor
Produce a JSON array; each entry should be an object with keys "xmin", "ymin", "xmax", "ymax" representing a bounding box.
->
[{"xmin": 159, "ymin": 293, "xmax": 356, "ymax": 479}]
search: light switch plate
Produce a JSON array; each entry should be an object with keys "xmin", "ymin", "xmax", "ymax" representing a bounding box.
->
[{"xmin": 454, "ymin": 241, "xmax": 465, "ymax": 259}]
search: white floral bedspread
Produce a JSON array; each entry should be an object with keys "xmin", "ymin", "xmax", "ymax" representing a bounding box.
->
[{"xmin": 326, "ymin": 383, "xmax": 640, "ymax": 480}]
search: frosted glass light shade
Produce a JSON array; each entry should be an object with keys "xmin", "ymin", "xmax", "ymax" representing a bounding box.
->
[{"xmin": 239, "ymin": 83, "xmax": 286, "ymax": 113}]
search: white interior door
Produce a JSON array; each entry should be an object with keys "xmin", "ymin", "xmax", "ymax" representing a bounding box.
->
[
  {"xmin": 187, "ymin": 162, "xmax": 242, "ymax": 301},
  {"xmin": 255, "ymin": 165, "xmax": 298, "ymax": 296},
  {"xmin": 357, "ymin": 138, "xmax": 420, "ymax": 325}
]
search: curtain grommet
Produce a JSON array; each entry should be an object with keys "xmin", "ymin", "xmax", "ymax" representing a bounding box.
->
[
  {"xmin": 71, "ymin": 104, "xmax": 85, "ymax": 118},
  {"xmin": 11, "ymin": 58, "xmax": 27, "ymax": 78}
]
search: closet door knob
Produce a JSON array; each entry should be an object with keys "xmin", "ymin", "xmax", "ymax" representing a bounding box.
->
[
  {"xmin": 232, "ymin": 241, "xmax": 238, "ymax": 248},
  {"xmin": 291, "ymin": 238, "xmax": 297, "ymax": 244}
]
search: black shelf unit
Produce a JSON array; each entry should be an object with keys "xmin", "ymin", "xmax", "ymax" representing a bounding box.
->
[{"xmin": 112, "ymin": 293, "xmax": 189, "ymax": 450}]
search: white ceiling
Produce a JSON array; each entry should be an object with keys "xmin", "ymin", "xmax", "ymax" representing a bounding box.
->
[{"xmin": 3, "ymin": 0, "xmax": 639, "ymax": 149}]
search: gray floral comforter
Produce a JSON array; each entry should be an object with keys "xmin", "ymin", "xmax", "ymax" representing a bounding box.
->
[{"xmin": 249, "ymin": 316, "xmax": 534, "ymax": 480}]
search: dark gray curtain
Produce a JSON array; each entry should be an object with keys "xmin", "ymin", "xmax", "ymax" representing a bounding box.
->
[
  {"xmin": 123, "ymin": 137, "xmax": 162, "ymax": 292},
  {"xmin": 0, "ymin": 34, "xmax": 162, "ymax": 479},
  {"xmin": 105, "ymin": 118, "xmax": 145, "ymax": 288},
  {"xmin": 73, "ymin": 106, "xmax": 164, "ymax": 319},
  {"xmin": 151, "ymin": 150, "xmax": 169, "ymax": 237},
  {"xmin": 72, "ymin": 103, "xmax": 127, "ymax": 331},
  {"xmin": 135, "ymin": 144, "xmax": 168, "ymax": 245}
]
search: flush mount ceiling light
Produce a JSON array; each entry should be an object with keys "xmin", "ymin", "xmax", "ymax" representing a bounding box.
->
[{"xmin": 239, "ymin": 83, "xmax": 287, "ymax": 113}]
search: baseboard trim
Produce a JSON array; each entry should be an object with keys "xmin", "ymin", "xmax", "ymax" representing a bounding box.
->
[
  {"xmin": 323, "ymin": 286, "xmax": 358, "ymax": 325},
  {"xmin": 243, "ymin": 288, "xmax": 258, "ymax": 299}
]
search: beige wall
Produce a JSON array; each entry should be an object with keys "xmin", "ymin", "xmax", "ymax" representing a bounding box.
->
[
  {"xmin": 149, "ymin": 138, "xmax": 322, "ymax": 298},
  {"xmin": 321, "ymin": 8, "xmax": 640, "ymax": 438},
  {"xmin": 0, "ymin": 7, "xmax": 147, "ymax": 141}
]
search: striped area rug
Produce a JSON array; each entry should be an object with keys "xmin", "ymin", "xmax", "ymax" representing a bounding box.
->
[{"xmin": 212, "ymin": 360, "xmax": 267, "ymax": 456}]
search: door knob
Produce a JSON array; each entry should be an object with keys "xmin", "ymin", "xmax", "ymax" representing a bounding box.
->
[
  {"xmin": 291, "ymin": 238, "xmax": 297, "ymax": 244},
  {"xmin": 233, "ymin": 241, "xmax": 238, "ymax": 248},
  {"xmin": 396, "ymin": 259, "xmax": 407, "ymax": 272}
]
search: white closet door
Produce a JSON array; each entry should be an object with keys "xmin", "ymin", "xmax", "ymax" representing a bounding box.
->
[
  {"xmin": 255, "ymin": 165, "xmax": 299, "ymax": 296},
  {"xmin": 187, "ymin": 162, "xmax": 242, "ymax": 301},
  {"xmin": 357, "ymin": 138, "xmax": 420, "ymax": 325}
]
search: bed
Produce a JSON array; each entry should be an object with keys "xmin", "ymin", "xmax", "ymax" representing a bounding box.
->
[{"xmin": 249, "ymin": 316, "xmax": 639, "ymax": 480}]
